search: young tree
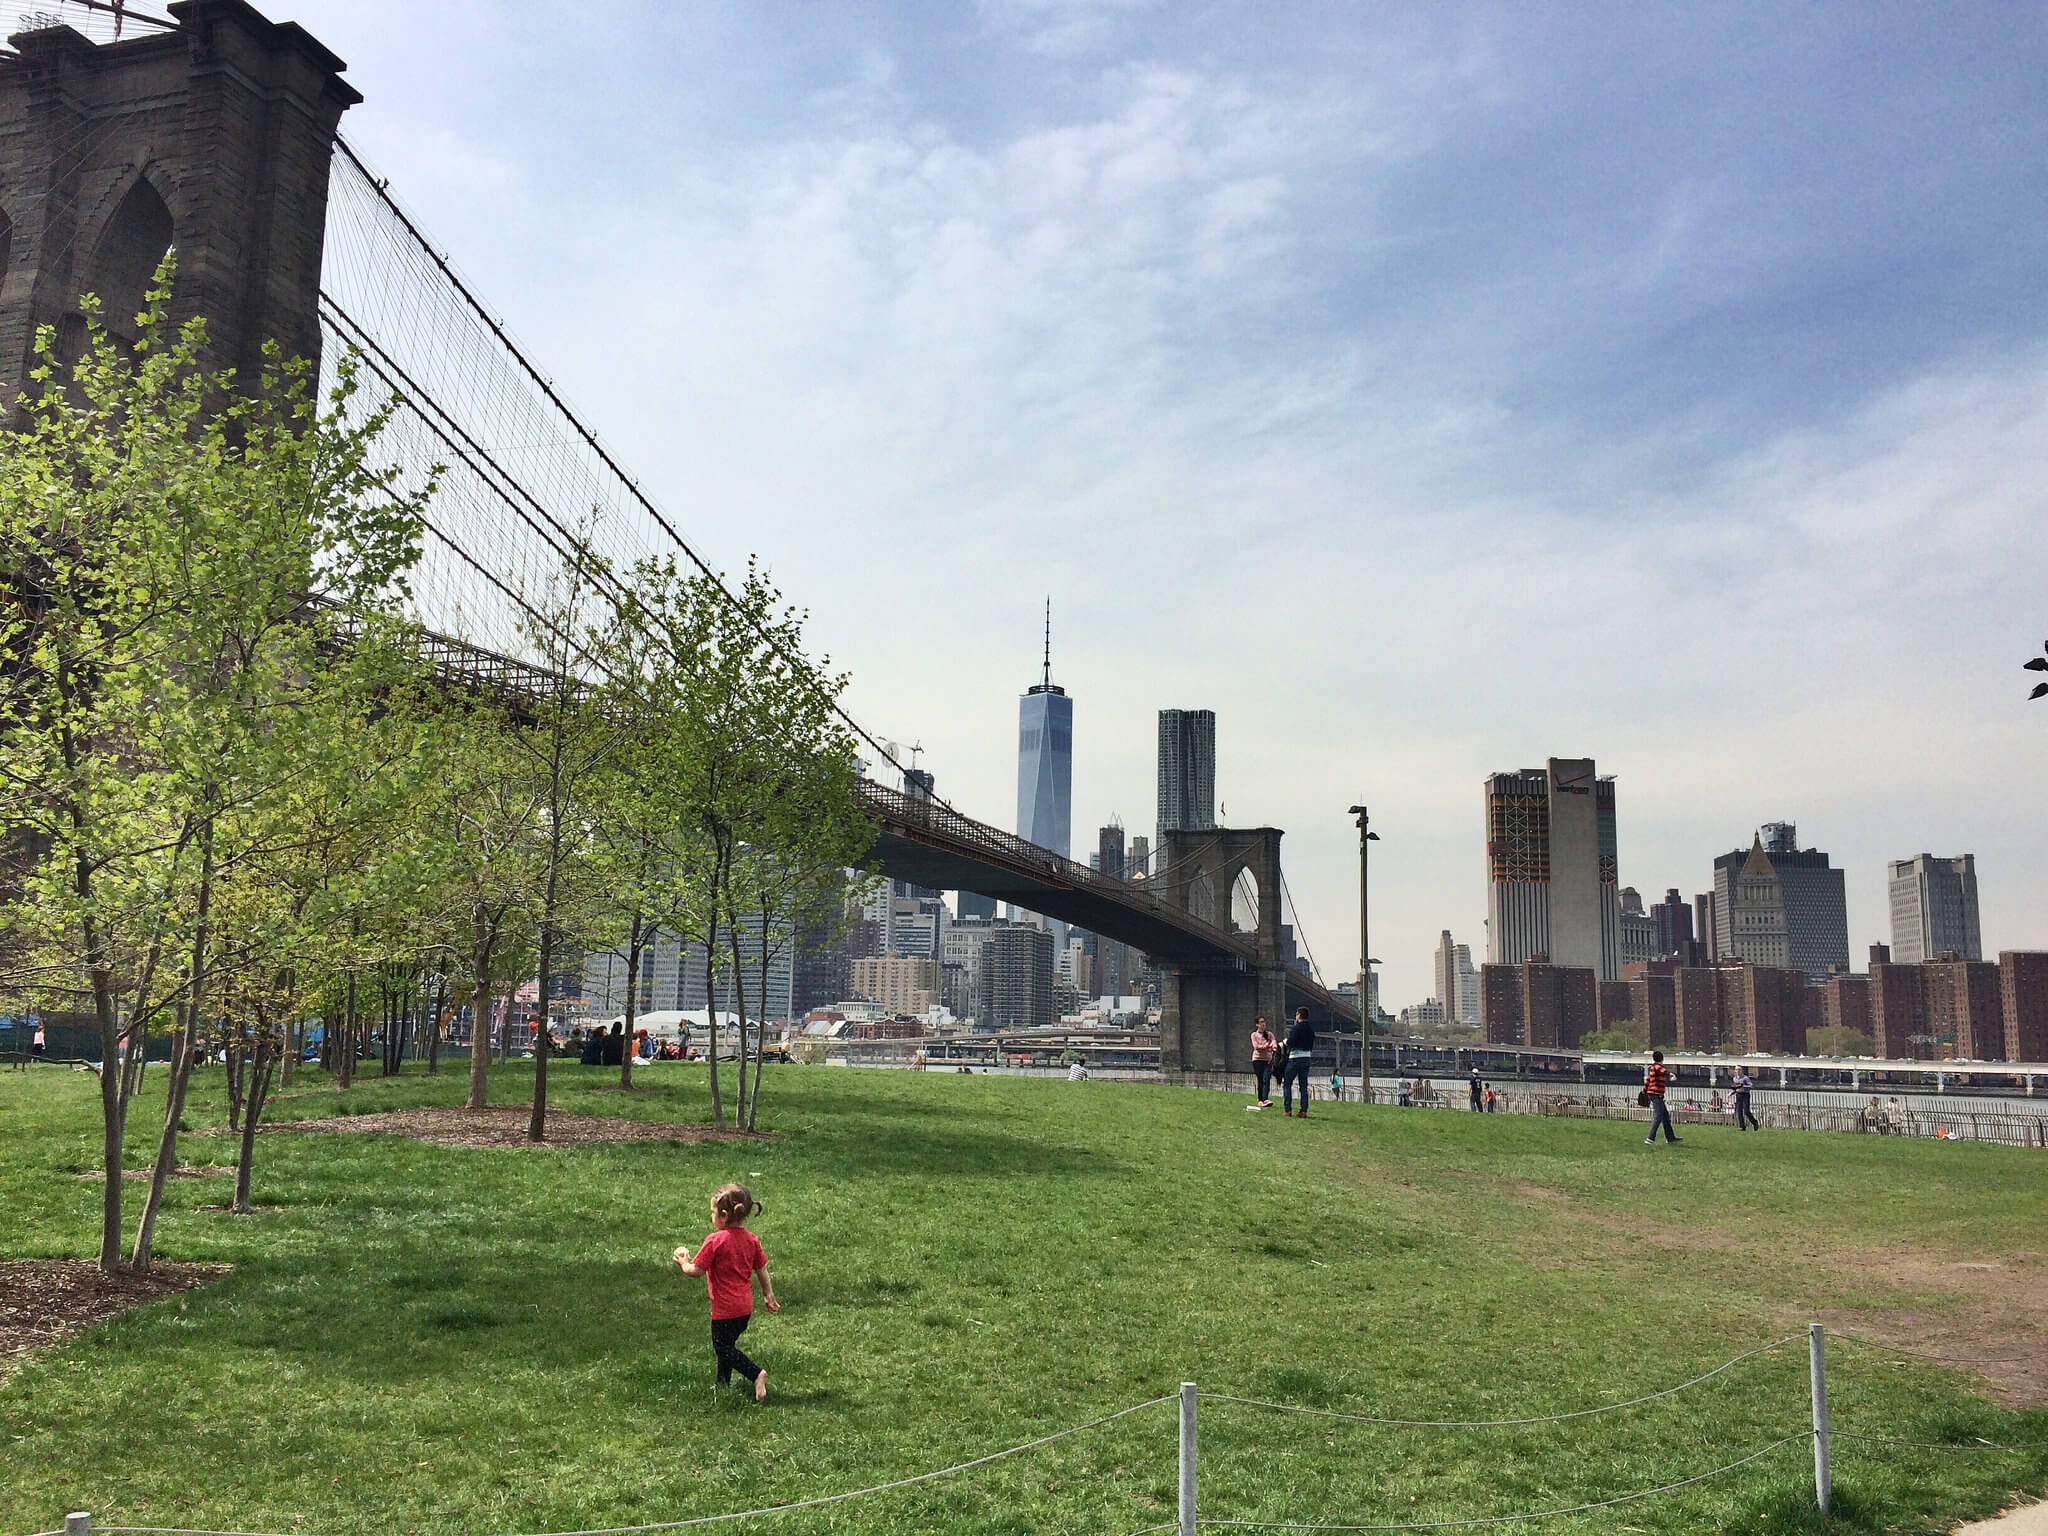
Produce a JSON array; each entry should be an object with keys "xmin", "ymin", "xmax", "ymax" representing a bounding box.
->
[
  {"xmin": 1, "ymin": 266, "xmax": 430, "ymax": 1269},
  {"xmin": 500, "ymin": 539, "xmax": 642, "ymax": 1139}
]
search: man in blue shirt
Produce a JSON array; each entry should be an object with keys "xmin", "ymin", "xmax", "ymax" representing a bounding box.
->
[{"xmin": 1282, "ymin": 1008, "xmax": 1317, "ymax": 1118}]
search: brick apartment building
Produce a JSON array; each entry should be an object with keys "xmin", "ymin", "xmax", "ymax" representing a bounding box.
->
[{"xmin": 1480, "ymin": 958, "xmax": 1598, "ymax": 1047}]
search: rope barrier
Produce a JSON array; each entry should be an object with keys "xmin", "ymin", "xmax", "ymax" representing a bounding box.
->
[
  {"xmin": 1200, "ymin": 1334, "xmax": 1799, "ymax": 1428},
  {"xmin": 1829, "ymin": 1332, "xmax": 2035, "ymax": 1366},
  {"xmin": 97, "ymin": 1394, "xmax": 1175, "ymax": 1536},
  {"xmin": 1188, "ymin": 1431, "xmax": 1812, "ymax": 1531}
]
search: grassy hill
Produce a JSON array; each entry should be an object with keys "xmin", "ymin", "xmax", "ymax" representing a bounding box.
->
[{"xmin": 2, "ymin": 1061, "xmax": 2044, "ymax": 1535}]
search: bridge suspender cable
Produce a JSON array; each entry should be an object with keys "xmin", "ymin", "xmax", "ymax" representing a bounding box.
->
[{"xmin": 324, "ymin": 135, "xmax": 933, "ymax": 801}]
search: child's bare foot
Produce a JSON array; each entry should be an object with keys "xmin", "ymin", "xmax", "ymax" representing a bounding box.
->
[{"xmin": 753, "ymin": 1370, "xmax": 769, "ymax": 1402}]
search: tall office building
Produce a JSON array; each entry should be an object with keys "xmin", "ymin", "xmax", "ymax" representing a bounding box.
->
[
  {"xmin": 1484, "ymin": 759, "xmax": 1620, "ymax": 980},
  {"xmin": 955, "ymin": 890, "xmax": 999, "ymax": 923},
  {"xmin": 1433, "ymin": 931, "xmax": 1480, "ymax": 1026},
  {"xmin": 1095, "ymin": 824, "xmax": 1130, "ymax": 999},
  {"xmin": 1888, "ymin": 854, "xmax": 1982, "ymax": 963},
  {"xmin": 1712, "ymin": 823, "xmax": 1848, "ymax": 983},
  {"xmin": 1098, "ymin": 823, "xmax": 1127, "ymax": 880},
  {"xmin": 1650, "ymin": 889, "xmax": 1701, "ymax": 964},
  {"xmin": 1618, "ymin": 887, "xmax": 1659, "ymax": 966},
  {"xmin": 1156, "ymin": 708, "xmax": 1217, "ymax": 860},
  {"xmin": 1016, "ymin": 604, "xmax": 1072, "ymax": 858}
]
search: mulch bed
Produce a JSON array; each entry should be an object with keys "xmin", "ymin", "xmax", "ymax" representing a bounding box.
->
[
  {"xmin": 0, "ymin": 1259, "xmax": 227, "ymax": 1367},
  {"xmin": 267, "ymin": 1104, "xmax": 763, "ymax": 1149}
]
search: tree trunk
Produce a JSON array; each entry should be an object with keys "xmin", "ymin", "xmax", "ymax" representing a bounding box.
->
[
  {"xmin": 705, "ymin": 899, "xmax": 725, "ymax": 1130},
  {"xmin": 134, "ymin": 822, "xmax": 215, "ymax": 1269},
  {"xmin": 529, "ymin": 920, "xmax": 553, "ymax": 1143},
  {"xmin": 750, "ymin": 904, "xmax": 772, "ymax": 1131},
  {"xmin": 282, "ymin": 1016, "xmax": 297, "ymax": 1090},
  {"xmin": 466, "ymin": 917, "xmax": 496, "ymax": 1111},
  {"xmin": 233, "ymin": 1016, "xmax": 278, "ymax": 1215},
  {"xmin": 338, "ymin": 964, "xmax": 358, "ymax": 1092},
  {"xmin": 730, "ymin": 919, "xmax": 750, "ymax": 1127},
  {"xmin": 427, "ymin": 973, "xmax": 445, "ymax": 1075},
  {"xmin": 225, "ymin": 1024, "xmax": 246, "ymax": 1135},
  {"xmin": 84, "ymin": 917, "xmax": 124, "ymax": 1272},
  {"xmin": 620, "ymin": 910, "xmax": 643, "ymax": 1091}
]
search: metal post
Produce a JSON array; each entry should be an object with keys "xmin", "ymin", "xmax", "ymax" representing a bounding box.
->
[
  {"xmin": 1349, "ymin": 805, "xmax": 1379, "ymax": 1103},
  {"xmin": 1809, "ymin": 1324, "xmax": 1831, "ymax": 1512},
  {"xmin": 1179, "ymin": 1381, "xmax": 1197, "ymax": 1536},
  {"xmin": 66, "ymin": 1515, "xmax": 90, "ymax": 1536}
]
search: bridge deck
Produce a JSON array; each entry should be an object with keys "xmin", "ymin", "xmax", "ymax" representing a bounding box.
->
[{"xmin": 861, "ymin": 781, "xmax": 1358, "ymax": 1023}]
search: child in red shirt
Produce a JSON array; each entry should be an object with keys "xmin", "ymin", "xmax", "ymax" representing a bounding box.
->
[{"xmin": 675, "ymin": 1183, "xmax": 779, "ymax": 1400}]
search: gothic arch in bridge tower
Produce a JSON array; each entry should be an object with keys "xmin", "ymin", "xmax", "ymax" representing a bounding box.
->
[
  {"xmin": 80, "ymin": 170, "xmax": 175, "ymax": 347},
  {"xmin": 1158, "ymin": 825, "xmax": 1289, "ymax": 1077}
]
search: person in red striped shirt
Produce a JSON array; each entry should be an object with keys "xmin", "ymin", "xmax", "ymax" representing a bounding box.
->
[{"xmin": 1643, "ymin": 1050, "xmax": 1681, "ymax": 1145}]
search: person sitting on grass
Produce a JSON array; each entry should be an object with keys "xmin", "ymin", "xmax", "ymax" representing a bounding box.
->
[{"xmin": 675, "ymin": 1183, "xmax": 780, "ymax": 1401}]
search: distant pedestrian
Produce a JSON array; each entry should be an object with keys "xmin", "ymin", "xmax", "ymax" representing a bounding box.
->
[
  {"xmin": 1250, "ymin": 1017, "xmax": 1277, "ymax": 1107},
  {"xmin": 1731, "ymin": 1068, "xmax": 1759, "ymax": 1131},
  {"xmin": 675, "ymin": 1183, "xmax": 779, "ymax": 1401},
  {"xmin": 1329, "ymin": 1066, "xmax": 1343, "ymax": 1103},
  {"xmin": 1281, "ymin": 1008, "xmax": 1316, "ymax": 1118},
  {"xmin": 1067, "ymin": 1059, "xmax": 1088, "ymax": 1081},
  {"xmin": 31, "ymin": 1021, "xmax": 46, "ymax": 1062},
  {"xmin": 1397, "ymin": 1077, "xmax": 1412, "ymax": 1107},
  {"xmin": 1469, "ymin": 1068, "xmax": 1483, "ymax": 1110},
  {"xmin": 1483, "ymin": 1084, "xmax": 1498, "ymax": 1113},
  {"xmin": 1642, "ymin": 1050, "xmax": 1680, "ymax": 1145}
]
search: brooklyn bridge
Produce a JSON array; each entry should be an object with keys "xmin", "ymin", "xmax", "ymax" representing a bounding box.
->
[{"xmin": 0, "ymin": 0, "xmax": 1359, "ymax": 1074}]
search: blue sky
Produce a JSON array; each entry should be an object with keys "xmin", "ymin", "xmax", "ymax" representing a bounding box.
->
[{"xmin": 280, "ymin": 0, "xmax": 2048, "ymax": 1007}]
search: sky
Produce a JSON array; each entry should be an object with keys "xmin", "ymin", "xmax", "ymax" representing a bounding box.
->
[{"xmin": 264, "ymin": 1, "xmax": 2047, "ymax": 1005}]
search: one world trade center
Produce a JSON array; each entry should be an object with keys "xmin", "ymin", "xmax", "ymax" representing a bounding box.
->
[{"xmin": 1016, "ymin": 601, "xmax": 1072, "ymax": 859}]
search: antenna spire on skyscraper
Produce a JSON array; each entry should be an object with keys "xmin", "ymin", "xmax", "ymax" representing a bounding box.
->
[{"xmin": 1043, "ymin": 596, "xmax": 1052, "ymax": 689}]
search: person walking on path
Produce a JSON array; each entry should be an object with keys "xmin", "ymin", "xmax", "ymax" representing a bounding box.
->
[
  {"xmin": 1483, "ymin": 1083, "xmax": 1498, "ymax": 1113},
  {"xmin": 31, "ymin": 1021, "xmax": 46, "ymax": 1062},
  {"xmin": 1731, "ymin": 1068, "xmax": 1760, "ymax": 1131},
  {"xmin": 675, "ymin": 1183, "xmax": 779, "ymax": 1400},
  {"xmin": 1281, "ymin": 1007, "xmax": 1316, "ymax": 1117},
  {"xmin": 1642, "ymin": 1050, "xmax": 1680, "ymax": 1145},
  {"xmin": 1250, "ymin": 1018, "xmax": 1277, "ymax": 1108},
  {"xmin": 1470, "ymin": 1068, "xmax": 1483, "ymax": 1110}
]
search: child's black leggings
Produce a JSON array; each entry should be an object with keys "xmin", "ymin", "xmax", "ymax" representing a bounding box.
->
[{"xmin": 711, "ymin": 1314, "xmax": 762, "ymax": 1386}]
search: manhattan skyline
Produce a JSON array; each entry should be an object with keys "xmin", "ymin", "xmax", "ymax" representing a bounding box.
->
[{"xmin": 278, "ymin": 1, "xmax": 2048, "ymax": 1007}]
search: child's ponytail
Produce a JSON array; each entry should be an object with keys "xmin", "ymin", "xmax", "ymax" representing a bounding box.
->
[{"xmin": 712, "ymin": 1183, "xmax": 759, "ymax": 1225}]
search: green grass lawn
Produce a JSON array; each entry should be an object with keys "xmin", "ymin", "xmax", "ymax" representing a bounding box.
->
[{"xmin": 2, "ymin": 1061, "xmax": 2045, "ymax": 1536}]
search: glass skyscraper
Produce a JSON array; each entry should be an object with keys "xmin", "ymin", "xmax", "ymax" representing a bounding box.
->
[{"xmin": 1016, "ymin": 633, "xmax": 1072, "ymax": 858}]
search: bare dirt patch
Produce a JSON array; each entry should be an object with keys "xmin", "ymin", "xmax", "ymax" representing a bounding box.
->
[
  {"xmin": 0, "ymin": 1259, "xmax": 226, "ymax": 1369},
  {"xmin": 1421, "ymin": 1164, "xmax": 2048, "ymax": 1405},
  {"xmin": 1814, "ymin": 1250, "xmax": 2048, "ymax": 1409},
  {"xmin": 267, "ymin": 1104, "xmax": 763, "ymax": 1150}
]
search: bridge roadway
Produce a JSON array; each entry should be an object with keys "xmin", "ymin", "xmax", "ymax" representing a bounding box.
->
[
  {"xmin": 861, "ymin": 780, "xmax": 1359, "ymax": 1028},
  {"xmin": 308, "ymin": 602, "xmax": 1358, "ymax": 1029}
]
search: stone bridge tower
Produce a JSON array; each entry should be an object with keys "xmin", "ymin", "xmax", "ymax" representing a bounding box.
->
[
  {"xmin": 1157, "ymin": 825, "xmax": 1291, "ymax": 1077},
  {"xmin": 0, "ymin": 0, "xmax": 358, "ymax": 401}
]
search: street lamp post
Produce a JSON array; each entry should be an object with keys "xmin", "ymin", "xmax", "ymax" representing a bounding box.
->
[{"xmin": 1348, "ymin": 804, "xmax": 1380, "ymax": 1101}]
